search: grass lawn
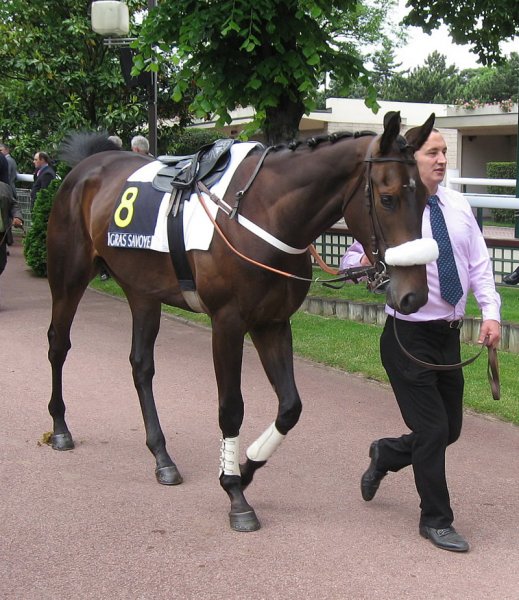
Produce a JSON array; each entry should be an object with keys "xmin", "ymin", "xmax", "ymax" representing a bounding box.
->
[{"xmin": 90, "ymin": 276, "xmax": 519, "ymax": 426}]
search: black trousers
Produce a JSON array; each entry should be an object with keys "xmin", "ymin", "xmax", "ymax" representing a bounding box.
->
[
  {"xmin": 0, "ymin": 236, "xmax": 7, "ymax": 276},
  {"xmin": 379, "ymin": 316, "xmax": 464, "ymax": 528}
]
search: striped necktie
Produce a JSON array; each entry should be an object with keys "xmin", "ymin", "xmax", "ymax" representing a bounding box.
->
[{"xmin": 428, "ymin": 195, "xmax": 463, "ymax": 306}]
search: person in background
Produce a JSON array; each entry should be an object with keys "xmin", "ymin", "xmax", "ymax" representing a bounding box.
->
[
  {"xmin": 131, "ymin": 135, "xmax": 151, "ymax": 155},
  {"xmin": 107, "ymin": 135, "xmax": 123, "ymax": 148},
  {"xmin": 0, "ymin": 178, "xmax": 23, "ymax": 281},
  {"xmin": 0, "ymin": 152, "xmax": 9, "ymax": 185},
  {"xmin": 0, "ymin": 143, "xmax": 18, "ymax": 198},
  {"xmin": 502, "ymin": 265, "xmax": 519, "ymax": 285},
  {"xmin": 0, "ymin": 143, "xmax": 19, "ymax": 249},
  {"xmin": 31, "ymin": 151, "xmax": 56, "ymax": 207},
  {"xmin": 346, "ymin": 127, "xmax": 501, "ymax": 553}
]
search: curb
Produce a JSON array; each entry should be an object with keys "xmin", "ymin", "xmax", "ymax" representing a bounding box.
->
[{"xmin": 300, "ymin": 296, "xmax": 519, "ymax": 354}]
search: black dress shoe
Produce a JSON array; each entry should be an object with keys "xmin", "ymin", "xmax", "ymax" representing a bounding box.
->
[
  {"xmin": 419, "ymin": 525, "xmax": 469, "ymax": 552},
  {"xmin": 503, "ymin": 269, "xmax": 519, "ymax": 285},
  {"xmin": 360, "ymin": 440, "xmax": 387, "ymax": 501}
]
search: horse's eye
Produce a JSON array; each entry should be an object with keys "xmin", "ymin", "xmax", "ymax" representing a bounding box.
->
[{"xmin": 380, "ymin": 194, "xmax": 394, "ymax": 208}]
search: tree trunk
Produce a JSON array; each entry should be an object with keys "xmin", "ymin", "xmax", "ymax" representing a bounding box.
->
[{"xmin": 263, "ymin": 95, "xmax": 305, "ymax": 145}]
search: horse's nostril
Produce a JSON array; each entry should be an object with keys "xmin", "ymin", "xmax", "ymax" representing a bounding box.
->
[{"xmin": 399, "ymin": 293, "xmax": 417, "ymax": 315}]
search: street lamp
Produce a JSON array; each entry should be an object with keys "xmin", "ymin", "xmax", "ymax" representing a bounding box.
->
[
  {"xmin": 91, "ymin": 0, "xmax": 158, "ymax": 156},
  {"xmin": 91, "ymin": 1, "xmax": 129, "ymax": 36}
]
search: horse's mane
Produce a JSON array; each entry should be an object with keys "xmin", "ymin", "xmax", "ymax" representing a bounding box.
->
[
  {"xmin": 59, "ymin": 132, "xmax": 122, "ymax": 167},
  {"xmin": 269, "ymin": 130, "xmax": 377, "ymax": 153},
  {"xmin": 273, "ymin": 130, "xmax": 409, "ymax": 154}
]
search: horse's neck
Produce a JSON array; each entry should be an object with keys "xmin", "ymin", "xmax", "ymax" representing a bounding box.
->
[{"xmin": 257, "ymin": 139, "xmax": 369, "ymax": 246}]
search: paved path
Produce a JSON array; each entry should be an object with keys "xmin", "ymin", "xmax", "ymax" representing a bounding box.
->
[{"xmin": 1, "ymin": 245, "xmax": 518, "ymax": 600}]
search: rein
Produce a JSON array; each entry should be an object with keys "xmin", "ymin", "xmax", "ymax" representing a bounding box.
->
[{"xmin": 391, "ymin": 312, "xmax": 500, "ymax": 400}]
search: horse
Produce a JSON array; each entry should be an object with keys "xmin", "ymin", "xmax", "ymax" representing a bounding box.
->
[{"xmin": 46, "ymin": 111, "xmax": 436, "ymax": 532}]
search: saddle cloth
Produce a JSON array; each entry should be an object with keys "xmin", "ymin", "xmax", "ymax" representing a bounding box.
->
[{"xmin": 107, "ymin": 142, "xmax": 260, "ymax": 252}]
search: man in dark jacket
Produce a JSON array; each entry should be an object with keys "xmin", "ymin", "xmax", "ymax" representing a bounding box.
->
[
  {"xmin": 30, "ymin": 151, "xmax": 56, "ymax": 206},
  {"xmin": 0, "ymin": 152, "xmax": 9, "ymax": 185},
  {"xmin": 0, "ymin": 180, "xmax": 23, "ymax": 277}
]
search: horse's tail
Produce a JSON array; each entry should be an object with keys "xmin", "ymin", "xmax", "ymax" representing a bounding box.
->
[{"xmin": 59, "ymin": 132, "xmax": 122, "ymax": 167}]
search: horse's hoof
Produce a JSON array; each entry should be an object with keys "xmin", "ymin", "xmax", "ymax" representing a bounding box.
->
[
  {"xmin": 229, "ymin": 510, "xmax": 261, "ymax": 532},
  {"xmin": 52, "ymin": 432, "xmax": 75, "ymax": 451},
  {"xmin": 155, "ymin": 465, "xmax": 183, "ymax": 486}
]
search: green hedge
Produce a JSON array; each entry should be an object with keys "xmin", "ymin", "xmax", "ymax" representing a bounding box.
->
[
  {"xmin": 23, "ymin": 178, "xmax": 61, "ymax": 277},
  {"xmin": 487, "ymin": 161, "xmax": 516, "ymax": 223}
]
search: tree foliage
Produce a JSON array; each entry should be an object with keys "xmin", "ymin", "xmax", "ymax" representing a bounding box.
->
[
  {"xmin": 404, "ymin": 0, "xmax": 519, "ymax": 65},
  {"xmin": 136, "ymin": 0, "xmax": 398, "ymax": 144},
  {"xmin": 458, "ymin": 53, "xmax": 519, "ymax": 103},
  {"xmin": 0, "ymin": 0, "xmax": 164, "ymax": 170},
  {"xmin": 383, "ymin": 52, "xmax": 462, "ymax": 103}
]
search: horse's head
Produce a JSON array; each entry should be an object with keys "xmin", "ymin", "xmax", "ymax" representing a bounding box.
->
[{"xmin": 345, "ymin": 111, "xmax": 438, "ymax": 315}]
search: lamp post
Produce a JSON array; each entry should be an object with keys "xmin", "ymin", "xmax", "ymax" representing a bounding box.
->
[
  {"xmin": 91, "ymin": 0, "xmax": 158, "ymax": 156},
  {"xmin": 515, "ymin": 99, "xmax": 519, "ymax": 239},
  {"xmin": 147, "ymin": 0, "xmax": 157, "ymax": 157}
]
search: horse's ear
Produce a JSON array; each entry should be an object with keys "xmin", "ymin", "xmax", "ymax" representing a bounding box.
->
[
  {"xmin": 405, "ymin": 113, "xmax": 436, "ymax": 151},
  {"xmin": 379, "ymin": 111, "xmax": 402, "ymax": 155}
]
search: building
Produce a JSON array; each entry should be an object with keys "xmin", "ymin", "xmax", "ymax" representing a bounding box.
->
[{"xmin": 199, "ymin": 98, "xmax": 518, "ymax": 192}]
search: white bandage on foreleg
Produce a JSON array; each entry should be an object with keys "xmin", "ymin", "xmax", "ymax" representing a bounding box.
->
[
  {"xmin": 219, "ymin": 436, "xmax": 241, "ymax": 476},
  {"xmin": 385, "ymin": 238, "xmax": 438, "ymax": 267},
  {"xmin": 246, "ymin": 422, "xmax": 286, "ymax": 462}
]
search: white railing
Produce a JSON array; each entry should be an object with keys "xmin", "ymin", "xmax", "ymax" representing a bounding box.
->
[
  {"xmin": 446, "ymin": 174, "xmax": 518, "ymax": 210},
  {"xmin": 448, "ymin": 177, "xmax": 516, "ymax": 188},
  {"xmin": 16, "ymin": 173, "xmax": 34, "ymax": 183}
]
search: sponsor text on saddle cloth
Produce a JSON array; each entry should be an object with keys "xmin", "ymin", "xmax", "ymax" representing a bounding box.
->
[{"xmin": 107, "ymin": 142, "xmax": 260, "ymax": 252}]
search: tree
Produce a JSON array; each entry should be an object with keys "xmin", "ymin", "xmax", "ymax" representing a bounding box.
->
[
  {"xmin": 136, "ymin": 0, "xmax": 398, "ymax": 144},
  {"xmin": 458, "ymin": 53, "xmax": 519, "ymax": 103},
  {"xmin": 332, "ymin": 38, "xmax": 405, "ymax": 101},
  {"xmin": 384, "ymin": 52, "xmax": 462, "ymax": 103},
  {"xmin": 0, "ymin": 0, "xmax": 171, "ymax": 170},
  {"xmin": 404, "ymin": 0, "xmax": 519, "ymax": 65}
]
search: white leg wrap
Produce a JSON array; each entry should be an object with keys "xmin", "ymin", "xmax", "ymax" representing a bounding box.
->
[
  {"xmin": 219, "ymin": 436, "xmax": 241, "ymax": 477},
  {"xmin": 246, "ymin": 422, "xmax": 286, "ymax": 462},
  {"xmin": 385, "ymin": 238, "xmax": 438, "ymax": 266}
]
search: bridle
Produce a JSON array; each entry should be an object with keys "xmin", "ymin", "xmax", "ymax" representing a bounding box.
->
[{"xmin": 334, "ymin": 141, "xmax": 418, "ymax": 292}]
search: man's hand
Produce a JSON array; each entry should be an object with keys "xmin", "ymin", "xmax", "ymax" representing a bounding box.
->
[
  {"xmin": 12, "ymin": 217, "xmax": 23, "ymax": 228},
  {"xmin": 478, "ymin": 319, "xmax": 501, "ymax": 349}
]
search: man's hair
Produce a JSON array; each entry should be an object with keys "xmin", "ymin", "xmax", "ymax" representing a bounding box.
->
[
  {"xmin": 36, "ymin": 151, "xmax": 51, "ymax": 163},
  {"xmin": 0, "ymin": 143, "xmax": 10, "ymax": 152},
  {"xmin": 108, "ymin": 135, "xmax": 123, "ymax": 148},
  {"xmin": 131, "ymin": 135, "xmax": 150, "ymax": 153}
]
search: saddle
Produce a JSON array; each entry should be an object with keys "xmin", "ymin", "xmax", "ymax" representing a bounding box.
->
[
  {"xmin": 153, "ymin": 138, "xmax": 235, "ymax": 292},
  {"xmin": 153, "ymin": 138, "xmax": 235, "ymax": 193}
]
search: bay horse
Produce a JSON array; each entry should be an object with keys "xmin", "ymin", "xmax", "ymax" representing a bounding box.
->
[{"xmin": 46, "ymin": 111, "xmax": 436, "ymax": 532}]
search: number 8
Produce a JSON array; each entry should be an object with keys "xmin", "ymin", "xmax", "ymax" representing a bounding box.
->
[{"xmin": 114, "ymin": 186, "xmax": 138, "ymax": 228}]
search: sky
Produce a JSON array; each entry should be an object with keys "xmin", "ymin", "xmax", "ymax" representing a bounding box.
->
[{"xmin": 392, "ymin": 0, "xmax": 518, "ymax": 70}]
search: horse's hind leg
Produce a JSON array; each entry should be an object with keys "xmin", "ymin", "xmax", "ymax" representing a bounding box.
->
[
  {"xmin": 240, "ymin": 320, "xmax": 303, "ymax": 488},
  {"xmin": 47, "ymin": 262, "xmax": 92, "ymax": 451},
  {"xmin": 126, "ymin": 294, "xmax": 182, "ymax": 486}
]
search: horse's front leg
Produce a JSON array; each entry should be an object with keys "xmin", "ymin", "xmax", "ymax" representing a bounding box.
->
[
  {"xmin": 127, "ymin": 295, "xmax": 182, "ymax": 486},
  {"xmin": 212, "ymin": 316, "xmax": 260, "ymax": 532},
  {"xmin": 241, "ymin": 320, "xmax": 303, "ymax": 488}
]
